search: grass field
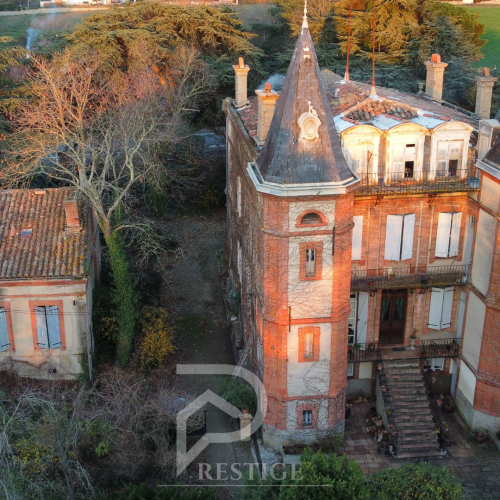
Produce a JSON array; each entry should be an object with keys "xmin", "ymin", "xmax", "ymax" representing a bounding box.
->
[
  {"xmin": 0, "ymin": 12, "xmax": 90, "ymax": 48},
  {"xmin": 465, "ymin": 6, "xmax": 500, "ymax": 69}
]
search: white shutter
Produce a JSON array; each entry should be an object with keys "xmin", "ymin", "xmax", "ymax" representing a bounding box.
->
[
  {"xmin": 448, "ymin": 212, "xmax": 462, "ymax": 257},
  {"xmin": 431, "ymin": 358, "xmax": 445, "ymax": 371},
  {"xmin": 351, "ymin": 216, "xmax": 363, "ymax": 260},
  {"xmin": 392, "ymin": 143, "xmax": 405, "ymax": 174},
  {"xmin": 384, "ymin": 215, "xmax": 403, "ymax": 261},
  {"xmin": 428, "ymin": 288, "xmax": 444, "ymax": 329},
  {"xmin": 437, "ymin": 141, "xmax": 449, "ymax": 172},
  {"xmin": 401, "ymin": 213, "xmax": 416, "ymax": 261},
  {"xmin": 441, "ymin": 287, "xmax": 454, "ymax": 329},
  {"xmin": 405, "ymin": 145, "xmax": 416, "ymax": 162},
  {"xmin": 46, "ymin": 306, "xmax": 62, "ymax": 348},
  {"xmin": 0, "ymin": 308, "xmax": 9, "ymax": 352},
  {"xmin": 35, "ymin": 306, "xmax": 49, "ymax": 349},
  {"xmin": 357, "ymin": 292, "xmax": 369, "ymax": 346},
  {"xmin": 449, "ymin": 142, "xmax": 461, "ymax": 160},
  {"xmin": 435, "ymin": 213, "xmax": 452, "ymax": 257}
]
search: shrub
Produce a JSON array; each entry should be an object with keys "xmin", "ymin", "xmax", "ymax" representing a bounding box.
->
[
  {"xmin": 216, "ymin": 376, "xmax": 257, "ymax": 415},
  {"xmin": 369, "ymin": 462, "xmax": 462, "ymax": 500},
  {"xmin": 139, "ymin": 306, "xmax": 175, "ymax": 371},
  {"xmin": 279, "ymin": 448, "xmax": 369, "ymax": 500}
]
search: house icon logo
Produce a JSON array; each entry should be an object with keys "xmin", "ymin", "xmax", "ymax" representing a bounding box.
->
[{"xmin": 176, "ymin": 364, "xmax": 267, "ymax": 476}]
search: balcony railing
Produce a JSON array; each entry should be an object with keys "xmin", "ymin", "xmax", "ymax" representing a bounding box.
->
[
  {"xmin": 351, "ymin": 265, "xmax": 469, "ymax": 291},
  {"xmin": 355, "ymin": 169, "xmax": 479, "ymax": 196},
  {"xmin": 347, "ymin": 342, "xmax": 382, "ymax": 363},
  {"xmin": 421, "ymin": 338, "xmax": 462, "ymax": 359}
]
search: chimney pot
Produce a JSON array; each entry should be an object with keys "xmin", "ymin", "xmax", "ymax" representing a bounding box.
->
[
  {"xmin": 255, "ymin": 86, "xmax": 279, "ymax": 145},
  {"xmin": 64, "ymin": 197, "xmax": 81, "ymax": 233},
  {"xmin": 424, "ymin": 54, "xmax": 448, "ymax": 101},
  {"xmin": 233, "ymin": 58, "xmax": 251, "ymax": 108},
  {"xmin": 475, "ymin": 69, "xmax": 498, "ymax": 119}
]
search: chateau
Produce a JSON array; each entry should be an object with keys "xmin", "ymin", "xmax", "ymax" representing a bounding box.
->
[{"xmin": 223, "ymin": 8, "xmax": 500, "ymax": 456}]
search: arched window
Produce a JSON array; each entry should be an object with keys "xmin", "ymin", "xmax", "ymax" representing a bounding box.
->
[{"xmin": 300, "ymin": 212, "xmax": 322, "ymax": 225}]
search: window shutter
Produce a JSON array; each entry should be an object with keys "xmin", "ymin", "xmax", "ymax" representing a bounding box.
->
[
  {"xmin": 428, "ymin": 288, "xmax": 444, "ymax": 329},
  {"xmin": 0, "ymin": 308, "xmax": 9, "ymax": 352},
  {"xmin": 401, "ymin": 213, "xmax": 416, "ymax": 261},
  {"xmin": 449, "ymin": 212, "xmax": 462, "ymax": 257},
  {"xmin": 392, "ymin": 144, "xmax": 405, "ymax": 175},
  {"xmin": 384, "ymin": 215, "xmax": 403, "ymax": 261},
  {"xmin": 351, "ymin": 216, "xmax": 363, "ymax": 260},
  {"xmin": 435, "ymin": 213, "xmax": 452, "ymax": 257},
  {"xmin": 431, "ymin": 358, "xmax": 445, "ymax": 371},
  {"xmin": 357, "ymin": 292, "xmax": 369, "ymax": 346},
  {"xmin": 405, "ymin": 145, "xmax": 416, "ymax": 161},
  {"xmin": 46, "ymin": 306, "xmax": 62, "ymax": 348},
  {"xmin": 449, "ymin": 142, "xmax": 461, "ymax": 160},
  {"xmin": 35, "ymin": 306, "xmax": 49, "ymax": 349},
  {"xmin": 237, "ymin": 177, "xmax": 241, "ymax": 217},
  {"xmin": 437, "ymin": 141, "xmax": 448, "ymax": 171},
  {"xmin": 440, "ymin": 287, "xmax": 454, "ymax": 328}
]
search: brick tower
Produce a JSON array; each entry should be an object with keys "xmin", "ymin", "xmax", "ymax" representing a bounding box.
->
[{"xmin": 224, "ymin": 6, "xmax": 358, "ymax": 448}]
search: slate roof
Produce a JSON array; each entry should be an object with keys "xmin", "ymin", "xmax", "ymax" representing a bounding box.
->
[
  {"xmin": 255, "ymin": 18, "xmax": 353, "ymax": 184},
  {"xmin": 0, "ymin": 188, "xmax": 88, "ymax": 280},
  {"xmin": 484, "ymin": 134, "xmax": 500, "ymax": 169}
]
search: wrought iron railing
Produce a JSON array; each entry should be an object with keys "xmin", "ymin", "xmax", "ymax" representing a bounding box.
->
[
  {"xmin": 355, "ymin": 169, "xmax": 479, "ymax": 196},
  {"xmin": 377, "ymin": 360, "xmax": 399, "ymax": 455},
  {"xmin": 351, "ymin": 265, "xmax": 469, "ymax": 291},
  {"xmin": 420, "ymin": 338, "xmax": 462, "ymax": 359},
  {"xmin": 347, "ymin": 342, "xmax": 382, "ymax": 363},
  {"xmin": 422, "ymin": 361, "xmax": 446, "ymax": 452}
]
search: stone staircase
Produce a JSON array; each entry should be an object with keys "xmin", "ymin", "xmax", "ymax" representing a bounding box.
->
[{"xmin": 384, "ymin": 360, "xmax": 443, "ymax": 459}]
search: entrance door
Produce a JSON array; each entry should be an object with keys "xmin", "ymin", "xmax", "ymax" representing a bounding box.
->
[{"xmin": 379, "ymin": 289, "xmax": 407, "ymax": 344}]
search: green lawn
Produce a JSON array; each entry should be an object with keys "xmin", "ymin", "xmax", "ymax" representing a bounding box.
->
[
  {"xmin": 0, "ymin": 12, "xmax": 90, "ymax": 48},
  {"xmin": 465, "ymin": 6, "xmax": 500, "ymax": 69}
]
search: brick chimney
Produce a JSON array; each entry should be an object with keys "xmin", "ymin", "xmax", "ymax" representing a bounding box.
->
[
  {"xmin": 233, "ymin": 57, "xmax": 251, "ymax": 108},
  {"xmin": 64, "ymin": 197, "xmax": 81, "ymax": 233},
  {"xmin": 475, "ymin": 68, "xmax": 498, "ymax": 120},
  {"xmin": 424, "ymin": 54, "xmax": 448, "ymax": 101},
  {"xmin": 255, "ymin": 82, "xmax": 279, "ymax": 145}
]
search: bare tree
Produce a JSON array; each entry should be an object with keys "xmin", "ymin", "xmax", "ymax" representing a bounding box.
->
[{"xmin": 2, "ymin": 49, "xmax": 215, "ymax": 364}]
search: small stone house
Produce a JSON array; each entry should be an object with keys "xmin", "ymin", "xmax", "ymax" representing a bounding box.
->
[{"xmin": 0, "ymin": 188, "xmax": 99, "ymax": 379}]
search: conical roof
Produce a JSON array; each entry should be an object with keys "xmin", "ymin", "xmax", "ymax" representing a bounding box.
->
[{"xmin": 256, "ymin": 14, "xmax": 353, "ymax": 184}]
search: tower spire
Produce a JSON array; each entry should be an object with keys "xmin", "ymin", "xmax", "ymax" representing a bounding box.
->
[{"xmin": 302, "ymin": 0, "xmax": 308, "ymax": 29}]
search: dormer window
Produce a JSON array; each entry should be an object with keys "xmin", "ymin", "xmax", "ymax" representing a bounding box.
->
[
  {"xmin": 300, "ymin": 212, "xmax": 322, "ymax": 225},
  {"xmin": 21, "ymin": 229, "xmax": 32, "ymax": 238}
]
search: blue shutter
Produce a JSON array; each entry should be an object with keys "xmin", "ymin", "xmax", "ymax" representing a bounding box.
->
[
  {"xmin": 46, "ymin": 306, "xmax": 62, "ymax": 348},
  {"xmin": 35, "ymin": 306, "xmax": 49, "ymax": 349},
  {"xmin": 0, "ymin": 308, "xmax": 9, "ymax": 352}
]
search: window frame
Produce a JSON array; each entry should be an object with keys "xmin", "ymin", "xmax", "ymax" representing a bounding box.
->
[
  {"xmin": 295, "ymin": 210, "xmax": 328, "ymax": 228},
  {"xmin": 384, "ymin": 214, "xmax": 416, "ymax": 261},
  {"xmin": 298, "ymin": 326, "xmax": 320, "ymax": 362},
  {"xmin": 29, "ymin": 300, "xmax": 66, "ymax": 351},
  {"xmin": 302, "ymin": 410, "xmax": 313, "ymax": 426},
  {"xmin": 299, "ymin": 241, "xmax": 323, "ymax": 280},
  {"xmin": 435, "ymin": 212, "xmax": 462, "ymax": 258},
  {"xmin": 0, "ymin": 302, "xmax": 14, "ymax": 353},
  {"xmin": 427, "ymin": 287, "xmax": 454, "ymax": 330}
]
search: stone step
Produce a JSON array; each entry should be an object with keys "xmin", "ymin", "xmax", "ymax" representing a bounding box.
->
[
  {"xmin": 397, "ymin": 414, "xmax": 434, "ymax": 423},
  {"xmin": 397, "ymin": 440, "xmax": 440, "ymax": 450},
  {"xmin": 398, "ymin": 435, "xmax": 439, "ymax": 446},
  {"xmin": 391, "ymin": 405, "xmax": 431, "ymax": 413},
  {"xmin": 388, "ymin": 387, "xmax": 427, "ymax": 394},
  {"xmin": 396, "ymin": 449, "xmax": 445, "ymax": 459},
  {"xmin": 384, "ymin": 393, "xmax": 429, "ymax": 401},
  {"xmin": 397, "ymin": 421, "xmax": 435, "ymax": 431}
]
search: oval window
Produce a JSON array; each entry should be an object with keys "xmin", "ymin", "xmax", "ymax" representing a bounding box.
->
[
  {"xmin": 301, "ymin": 212, "xmax": 322, "ymax": 225},
  {"xmin": 304, "ymin": 119, "xmax": 317, "ymax": 137}
]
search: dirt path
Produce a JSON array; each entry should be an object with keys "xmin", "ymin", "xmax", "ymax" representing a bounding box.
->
[{"xmin": 160, "ymin": 212, "xmax": 255, "ymax": 498}]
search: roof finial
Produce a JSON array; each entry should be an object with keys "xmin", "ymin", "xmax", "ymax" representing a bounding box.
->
[{"xmin": 302, "ymin": 0, "xmax": 308, "ymax": 29}]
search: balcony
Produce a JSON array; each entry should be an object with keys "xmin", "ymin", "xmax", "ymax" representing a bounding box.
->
[
  {"xmin": 355, "ymin": 169, "xmax": 479, "ymax": 196},
  {"xmin": 351, "ymin": 265, "xmax": 469, "ymax": 291},
  {"xmin": 421, "ymin": 338, "xmax": 461, "ymax": 359},
  {"xmin": 347, "ymin": 342, "xmax": 382, "ymax": 363}
]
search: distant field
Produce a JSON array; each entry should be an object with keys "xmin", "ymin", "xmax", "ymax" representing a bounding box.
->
[
  {"xmin": 465, "ymin": 6, "xmax": 500, "ymax": 69},
  {"xmin": 0, "ymin": 12, "xmax": 90, "ymax": 48}
]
